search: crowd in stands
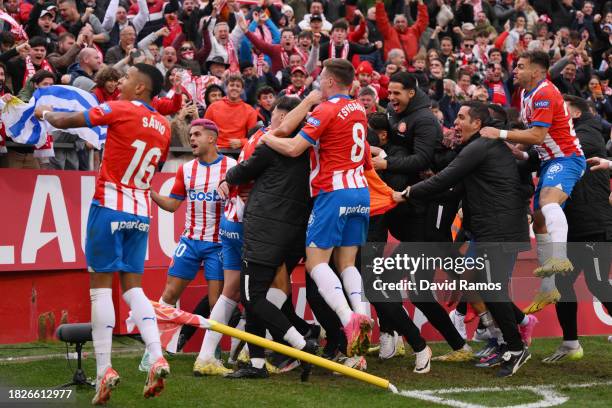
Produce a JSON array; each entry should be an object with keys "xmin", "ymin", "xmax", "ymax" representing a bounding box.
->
[{"xmin": 0, "ymin": 0, "xmax": 610, "ymax": 171}]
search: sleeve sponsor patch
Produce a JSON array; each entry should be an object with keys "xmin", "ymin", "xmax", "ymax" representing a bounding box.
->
[
  {"xmin": 534, "ymin": 100, "xmax": 550, "ymax": 108},
  {"xmin": 307, "ymin": 116, "xmax": 320, "ymax": 127},
  {"xmin": 100, "ymin": 103, "xmax": 112, "ymax": 113}
]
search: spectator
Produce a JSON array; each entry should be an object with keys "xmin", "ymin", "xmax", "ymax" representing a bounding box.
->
[
  {"xmin": 102, "ymin": 0, "xmax": 149, "ymax": 48},
  {"xmin": 298, "ymin": 0, "xmax": 333, "ymax": 32},
  {"xmin": 375, "ymin": 0, "xmax": 428, "ymax": 62},
  {"xmin": 278, "ymin": 65, "xmax": 311, "ymax": 98},
  {"xmin": 586, "ymin": 74, "xmax": 612, "ymax": 122},
  {"xmin": 57, "ymin": 0, "xmax": 108, "ymax": 43},
  {"xmin": 204, "ymin": 74, "xmax": 257, "ymax": 150},
  {"xmin": 5, "ymin": 70, "xmax": 55, "ymax": 169},
  {"xmin": 358, "ymin": 86, "xmax": 383, "ymax": 114},
  {"xmin": 484, "ymin": 62, "xmax": 510, "ymax": 106},
  {"xmin": 156, "ymin": 46, "xmax": 177, "ymax": 76},
  {"xmin": 68, "ymin": 48, "xmax": 102, "ymax": 84},
  {"xmin": 92, "ymin": 66, "xmax": 121, "ymax": 103},
  {"xmin": 47, "ymin": 32, "xmax": 81, "ymax": 76},
  {"xmin": 25, "ymin": 4, "xmax": 59, "ymax": 50},
  {"xmin": 254, "ymin": 86, "xmax": 275, "ymax": 127},
  {"xmin": 0, "ymin": 36, "xmax": 55, "ymax": 94}
]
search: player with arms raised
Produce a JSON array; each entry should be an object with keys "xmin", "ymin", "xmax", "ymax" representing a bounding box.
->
[
  {"xmin": 262, "ymin": 58, "xmax": 372, "ymax": 357},
  {"xmin": 480, "ymin": 51, "xmax": 586, "ymax": 300},
  {"xmin": 35, "ymin": 64, "xmax": 172, "ymax": 405}
]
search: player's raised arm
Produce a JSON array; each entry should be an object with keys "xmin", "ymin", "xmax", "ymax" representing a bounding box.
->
[
  {"xmin": 272, "ymin": 90, "xmax": 322, "ymax": 137},
  {"xmin": 34, "ymin": 105, "xmax": 88, "ymax": 129},
  {"xmin": 480, "ymin": 125, "xmax": 548, "ymax": 145},
  {"xmin": 261, "ymin": 131, "xmax": 313, "ymax": 157}
]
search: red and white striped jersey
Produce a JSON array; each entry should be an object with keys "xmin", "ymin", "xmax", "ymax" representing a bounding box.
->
[
  {"xmin": 520, "ymin": 79, "xmax": 583, "ymax": 161},
  {"xmin": 298, "ymin": 94, "xmax": 369, "ymax": 197},
  {"xmin": 86, "ymin": 100, "xmax": 171, "ymax": 217},
  {"xmin": 223, "ymin": 128, "xmax": 266, "ymax": 222},
  {"xmin": 170, "ymin": 155, "xmax": 236, "ymax": 242}
]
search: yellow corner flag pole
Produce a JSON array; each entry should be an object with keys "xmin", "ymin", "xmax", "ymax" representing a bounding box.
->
[{"xmin": 207, "ymin": 319, "xmax": 398, "ymax": 393}]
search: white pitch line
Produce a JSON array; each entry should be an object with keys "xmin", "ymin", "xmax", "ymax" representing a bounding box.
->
[{"xmin": 397, "ymin": 381, "xmax": 612, "ymax": 408}]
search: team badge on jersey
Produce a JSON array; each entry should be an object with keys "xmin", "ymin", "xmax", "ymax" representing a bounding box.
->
[{"xmin": 100, "ymin": 103, "xmax": 112, "ymax": 113}]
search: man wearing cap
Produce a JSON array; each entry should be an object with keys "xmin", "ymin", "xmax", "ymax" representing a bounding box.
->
[
  {"xmin": 148, "ymin": 118, "xmax": 237, "ymax": 375},
  {"xmin": 25, "ymin": 3, "xmax": 59, "ymax": 48},
  {"xmin": 278, "ymin": 65, "xmax": 311, "ymax": 98},
  {"xmin": 298, "ymin": 1, "xmax": 333, "ymax": 32}
]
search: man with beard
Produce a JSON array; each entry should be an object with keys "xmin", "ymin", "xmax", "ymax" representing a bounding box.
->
[
  {"xmin": 371, "ymin": 72, "xmax": 471, "ymax": 361},
  {"xmin": 403, "ymin": 101, "xmax": 532, "ymax": 377}
]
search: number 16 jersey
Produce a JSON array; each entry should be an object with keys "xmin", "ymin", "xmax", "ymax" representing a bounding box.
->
[
  {"xmin": 298, "ymin": 94, "xmax": 369, "ymax": 197},
  {"xmin": 84, "ymin": 100, "xmax": 171, "ymax": 218}
]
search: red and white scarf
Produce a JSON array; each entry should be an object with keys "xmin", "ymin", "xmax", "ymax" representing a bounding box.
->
[
  {"xmin": 253, "ymin": 52, "xmax": 265, "ymax": 76},
  {"xmin": 225, "ymin": 39, "xmax": 240, "ymax": 73},
  {"xmin": 329, "ymin": 40, "xmax": 350, "ymax": 59},
  {"xmin": 285, "ymin": 85, "xmax": 306, "ymax": 97},
  {"xmin": 280, "ymin": 47, "xmax": 307, "ymax": 68},
  {"xmin": 23, "ymin": 56, "xmax": 54, "ymax": 87}
]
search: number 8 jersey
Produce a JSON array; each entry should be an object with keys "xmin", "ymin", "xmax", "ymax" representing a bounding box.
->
[
  {"xmin": 85, "ymin": 100, "xmax": 171, "ymax": 217},
  {"xmin": 298, "ymin": 94, "xmax": 369, "ymax": 197}
]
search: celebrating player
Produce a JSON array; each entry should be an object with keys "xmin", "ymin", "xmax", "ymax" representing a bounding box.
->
[
  {"xmin": 34, "ymin": 64, "xmax": 172, "ymax": 405},
  {"xmin": 480, "ymin": 51, "xmax": 586, "ymax": 291},
  {"xmin": 146, "ymin": 119, "xmax": 236, "ymax": 375},
  {"xmin": 262, "ymin": 58, "xmax": 373, "ymax": 357}
]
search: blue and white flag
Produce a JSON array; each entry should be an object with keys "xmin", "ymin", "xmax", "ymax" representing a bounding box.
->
[{"xmin": 0, "ymin": 85, "xmax": 107, "ymax": 149}]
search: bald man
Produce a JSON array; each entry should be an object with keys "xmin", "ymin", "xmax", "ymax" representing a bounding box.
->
[{"xmin": 68, "ymin": 47, "xmax": 102, "ymax": 84}]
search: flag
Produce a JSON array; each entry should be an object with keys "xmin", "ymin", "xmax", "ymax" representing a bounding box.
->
[
  {"xmin": 0, "ymin": 10, "xmax": 28, "ymax": 42},
  {"xmin": 126, "ymin": 302, "xmax": 211, "ymax": 353},
  {"xmin": 0, "ymin": 85, "xmax": 107, "ymax": 149}
]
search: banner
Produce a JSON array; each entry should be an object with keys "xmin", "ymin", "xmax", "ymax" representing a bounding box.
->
[{"xmin": 0, "ymin": 169, "xmax": 184, "ymax": 272}]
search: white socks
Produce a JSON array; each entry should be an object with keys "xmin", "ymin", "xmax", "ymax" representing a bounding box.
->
[
  {"xmin": 123, "ymin": 288, "xmax": 163, "ymax": 363},
  {"xmin": 310, "ymin": 263, "xmax": 353, "ymax": 326},
  {"xmin": 266, "ymin": 288, "xmax": 287, "ymax": 309},
  {"xmin": 158, "ymin": 297, "xmax": 175, "ymax": 307},
  {"xmin": 536, "ymin": 233, "xmax": 557, "ymax": 292},
  {"xmin": 283, "ymin": 326, "xmax": 306, "ymax": 350},
  {"xmin": 198, "ymin": 295, "xmax": 236, "ymax": 361},
  {"xmin": 563, "ymin": 340, "xmax": 580, "ymax": 349},
  {"xmin": 341, "ymin": 266, "xmax": 367, "ymax": 315},
  {"xmin": 91, "ymin": 288, "xmax": 115, "ymax": 378},
  {"xmin": 541, "ymin": 203, "xmax": 568, "ymax": 259}
]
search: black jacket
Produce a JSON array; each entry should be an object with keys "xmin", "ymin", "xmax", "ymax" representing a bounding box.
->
[
  {"xmin": 410, "ymin": 133, "xmax": 529, "ymax": 243},
  {"xmin": 565, "ymin": 112, "xmax": 612, "ymax": 240},
  {"xmin": 386, "ymin": 88, "xmax": 443, "ymax": 183},
  {"xmin": 385, "ymin": 88, "xmax": 443, "ymax": 217},
  {"xmin": 225, "ymin": 142, "xmax": 310, "ymax": 267}
]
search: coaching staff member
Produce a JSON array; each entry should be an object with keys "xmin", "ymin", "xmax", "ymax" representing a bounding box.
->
[{"xmin": 403, "ymin": 101, "xmax": 531, "ymax": 378}]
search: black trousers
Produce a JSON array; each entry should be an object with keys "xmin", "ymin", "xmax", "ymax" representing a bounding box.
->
[
  {"xmin": 360, "ymin": 214, "xmax": 428, "ymax": 352},
  {"xmin": 556, "ymin": 237, "xmax": 612, "ymax": 341},
  {"xmin": 384, "ymin": 214, "xmax": 466, "ymax": 351},
  {"xmin": 475, "ymin": 246, "xmax": 524, "ymax": 352},
  {"xmin": 241, "ymin": 260, "xmax": 296, "ymax": 359}
]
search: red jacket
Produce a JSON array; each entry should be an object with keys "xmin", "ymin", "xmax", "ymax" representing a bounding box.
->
[{"xmin": 376, "ymin": 2, "xmax": 428, "ymax": 61}]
